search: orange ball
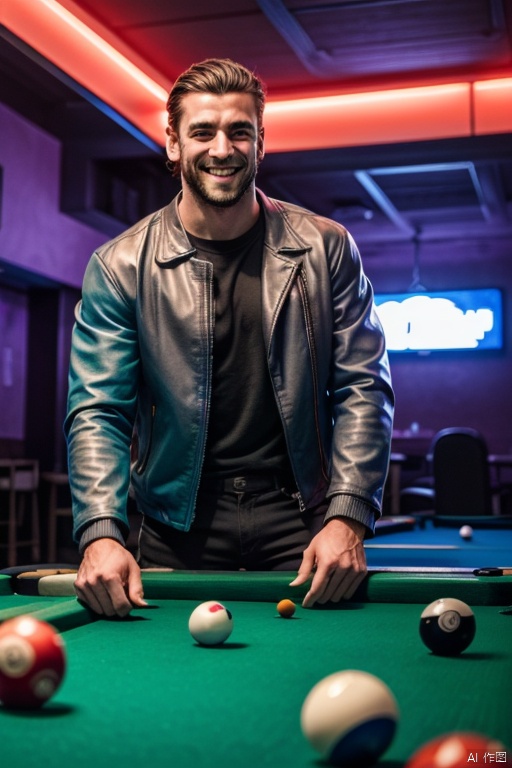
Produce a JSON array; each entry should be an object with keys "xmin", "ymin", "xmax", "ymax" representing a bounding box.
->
[{"xmin": 277, "ymin": 599, "xmax": 296, "ymax": 618}]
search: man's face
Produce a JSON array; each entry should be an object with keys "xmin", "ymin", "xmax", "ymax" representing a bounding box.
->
[{"xmin": 166, "ymin": 92, "xmax": 264, "ymax": 209}]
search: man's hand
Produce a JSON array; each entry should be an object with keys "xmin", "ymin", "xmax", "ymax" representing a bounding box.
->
[
  {"xmin": 74, "ymin": 538, "xmax": 147, "ymax": 617},
  {"xmin": 289, "ymin": 517, "xmax": 367, "ymax": 608}
]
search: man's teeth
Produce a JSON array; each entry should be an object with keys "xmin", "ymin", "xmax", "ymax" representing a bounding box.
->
[{"xmin": 207, "ymin": 168, "xmax": 238, "ymax": 176}]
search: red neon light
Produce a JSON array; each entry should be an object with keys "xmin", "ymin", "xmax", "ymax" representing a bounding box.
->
[
  {"xmin": 263, "ymin": 84, "xmax": 471, "ymax": 152},
  {"xmin": 1, "ymin": 0, "xmax": 169, "ymax": 145},
  {"xmin": 473, "ymin": 78, "xmax": 512, "ymax": 136},
  {"xmin": 1, "ymin": 0, "xmax": 511, "ymax": 151}
]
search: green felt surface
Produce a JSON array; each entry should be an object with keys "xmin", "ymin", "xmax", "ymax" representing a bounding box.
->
[{"xmin": 0, "ymin": 573, "xmax": 510, "ymax": 768}]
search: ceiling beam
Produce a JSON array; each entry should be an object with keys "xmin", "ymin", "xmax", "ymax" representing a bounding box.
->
[{"xmin": 355, "ymin": 170, "xmax": 416, "ymax": 237}]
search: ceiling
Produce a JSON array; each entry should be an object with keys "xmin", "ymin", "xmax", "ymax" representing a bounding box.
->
[{"xmin": 1, "ymin": 0, "xmax": 512, "ymax": 248}]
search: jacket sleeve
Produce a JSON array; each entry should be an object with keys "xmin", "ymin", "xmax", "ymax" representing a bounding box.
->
[
  {"xmin": 324, "ymin": 229, "xmax": 394, "ymax": 534},
  {"xmin": 64, "ymin": 251, "xmax": 140, "ymax": 542}
]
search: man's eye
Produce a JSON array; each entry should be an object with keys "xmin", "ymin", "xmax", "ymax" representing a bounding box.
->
[{"xmin": 192, "ymin": 131, "xmax": 212, "ymax": 139}]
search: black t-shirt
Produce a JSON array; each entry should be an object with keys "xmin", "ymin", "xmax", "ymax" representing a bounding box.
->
[{"xmin": 187, "ymin": 215, "xmax": 290, "ymax": 478}]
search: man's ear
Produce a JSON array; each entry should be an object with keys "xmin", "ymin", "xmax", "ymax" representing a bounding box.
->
[
  {"xmin": 257, "ymin": 127, "xmax": 265, "ymax": 163},
  {"xmin": 166, "ymin": 126, "xmax": 181, "ymax": 164}
]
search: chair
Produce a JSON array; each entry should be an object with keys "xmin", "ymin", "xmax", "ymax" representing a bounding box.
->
[
  {"xmin": 400, "ymin": 427, "xmax": 512, "ymax": 523},
  {"xmin": 0, "ymin": 459, "xmax": 41, "ymax": 567}
]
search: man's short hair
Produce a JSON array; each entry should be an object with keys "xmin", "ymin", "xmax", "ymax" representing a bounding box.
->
[{"xmin": 166, "ymin": 58, "xmax": 266, "ymax": 134}]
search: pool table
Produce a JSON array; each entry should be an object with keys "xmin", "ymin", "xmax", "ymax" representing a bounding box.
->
[
  {"xmin": 368, "ymin": 518, "xmax": 512, "ymax": 570},
  {"xmin": 0, "ymin": 570, "xmax": 510, "ymax": 768}
]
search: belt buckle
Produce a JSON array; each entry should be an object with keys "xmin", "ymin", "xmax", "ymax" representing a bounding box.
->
[{"xmin": 233, "ymin": 476, "xmax": 247, "ymax": 491}]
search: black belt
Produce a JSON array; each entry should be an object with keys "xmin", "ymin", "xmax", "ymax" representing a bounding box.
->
[{"xmin": 200, "ymin": 472, "xmax": 294, "ymax": 494}]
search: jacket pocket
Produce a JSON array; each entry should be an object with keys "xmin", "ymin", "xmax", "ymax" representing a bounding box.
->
[{"xmin": 134, "ymin": 404, "xmax": 156, "ymax": 475}]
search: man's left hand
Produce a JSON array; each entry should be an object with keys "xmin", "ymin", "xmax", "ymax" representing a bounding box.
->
[{"xmin": 289, "ymin": 517, "xmax": 367, "ymax": 607}]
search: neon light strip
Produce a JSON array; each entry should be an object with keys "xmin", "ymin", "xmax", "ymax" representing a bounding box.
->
[
  {"xmin": 1, "ymin": 0, "xmax": 511, "ymax": 151},
  {"xmin": 264, "ymin": 83, "xmax": 471, "ymax": 152},
  {"xmin": 41, "ymin": 0, "xmax": 166, "ymax": 100},
  {"xmin": 473, "ymin": 77, "xmax": 512, "ymax": 135},
  {"xmin": 1, "ymin": 0, "xmax": 169, "ymax": 144}
]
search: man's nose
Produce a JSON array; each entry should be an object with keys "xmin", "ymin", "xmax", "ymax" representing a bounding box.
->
[{"xmin": 209, "ymin": 131, "xmax": 232, "ymax": 159}]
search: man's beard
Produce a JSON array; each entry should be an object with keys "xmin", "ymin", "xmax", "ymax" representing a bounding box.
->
[{"xmin": 181, "ymin": 155, "xmax": 258, "ymax": 209}]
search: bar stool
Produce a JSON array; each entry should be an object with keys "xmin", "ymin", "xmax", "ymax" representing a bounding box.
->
[
  {"xmin": 41, "ymin": 472, "xmax": 73, "ymax": 562},
  {"xmin": 0, "ymin": 459, "xmax": 41, "ymax": 567}
]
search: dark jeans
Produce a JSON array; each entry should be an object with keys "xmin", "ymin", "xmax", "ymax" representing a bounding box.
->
[{"xmin": 137, "ymin": 478, "xmax": 326, "ymax": 571}]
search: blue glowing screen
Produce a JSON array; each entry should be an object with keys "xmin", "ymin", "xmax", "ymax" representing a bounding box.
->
[{"xmin": 374, "ymin": 288, "xmax": 504, "ymax": 352}]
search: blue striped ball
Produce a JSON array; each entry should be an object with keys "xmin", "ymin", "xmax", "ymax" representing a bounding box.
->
[{"xmin": 301, "ymin": 670, "xmax": 399, "ymax": 767}]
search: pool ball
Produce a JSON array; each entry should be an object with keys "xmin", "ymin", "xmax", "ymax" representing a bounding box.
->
[
  {"xmin": 0, "ymin": 615, "xmax": 66, "ymax": 709},
  {"xmin": 419, "ymin": 598, "xmax": 476, "ymax": 656},
  {"xmin": 188, "ymin": 601, "xmax": 233, "ymax": 646},
  {"xmin": 459, "ymin": 525, "xmax": 473, "ymax": 540},
  {"xmin": 405, "ymin": 731, "xmax": 509, "ymax": 768},
  {"xmin": 301, "ymin": 670, "xmax": 399, "ymax": 767},
  {"xmin": 277, "ymin": 599, "xmax": 296, "ymax": 618}
]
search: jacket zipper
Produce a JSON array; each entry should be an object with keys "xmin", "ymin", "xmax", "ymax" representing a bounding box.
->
[
  {"xmin": 297, "ymin": 265, "xmax": 330, "ymax": 485},
  {"xmin": 189, "ymin": 260, "xmax": 214, "ymax": 524}
]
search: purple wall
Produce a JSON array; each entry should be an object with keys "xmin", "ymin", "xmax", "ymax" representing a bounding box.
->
[
  {"xmin": 364, "ymin": 237, "xmax": 512, "ymax": 454},
  {"xmin": 0, "ymin": 286, "xmax": 27, "ymax": 440},
  {"xmin": 0, "ymin": 103, "xmax": 105, "ymax": 288},
  {"xmin": 0, "ymin": 104, "xmax": 106, "ymax": 454}
]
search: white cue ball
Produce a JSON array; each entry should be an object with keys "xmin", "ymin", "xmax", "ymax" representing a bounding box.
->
[
  {"xmin": 188, "ymin": 601, "xmax": 233, "ymax": 646},
  {"xmin": 459, "ymin": 525, "xmax": 473, "ymax": 540}
]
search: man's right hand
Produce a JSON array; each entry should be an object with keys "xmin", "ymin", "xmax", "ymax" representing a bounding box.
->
[{"xmin": 74, "ymin": 538, "xmax": 147, "ymax": 617}]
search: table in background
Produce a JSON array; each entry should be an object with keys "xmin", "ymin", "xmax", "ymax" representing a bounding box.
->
[
  {"xmin": 390, "ymin": 430, "xmax": 434, "ymax": 513},
  {"xmin": 391, "ymin": 428, "xmax": 434, "ymax": 459},
  {"xmin": 489, "ymin": 453, "xmax": 512, "ymax": 483},
  {"xmin": 0, "ymin": 570, "xmax": 510, "ymax": 768},
  {"xmin": 366, "ymin": 518, "xmax": 512, "ymax": 569},
  {"xmin": 386, "ymin": 452, "xmax": 408, "ymax": 516}
]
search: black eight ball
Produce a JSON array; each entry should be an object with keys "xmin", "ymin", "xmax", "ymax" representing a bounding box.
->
[{"xmin": 419, "ymin": 597, "xmax": 476, "ymax": 655}]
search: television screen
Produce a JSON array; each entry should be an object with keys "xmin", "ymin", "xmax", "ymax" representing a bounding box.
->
[{"xmin": 373, "ymin": 288, "xmax": 503, "ymax": 353}]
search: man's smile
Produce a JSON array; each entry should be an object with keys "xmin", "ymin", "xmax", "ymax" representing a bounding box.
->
[{"xmin": 202, "ymin": 166, "xmax": 243, "ymax": 177}]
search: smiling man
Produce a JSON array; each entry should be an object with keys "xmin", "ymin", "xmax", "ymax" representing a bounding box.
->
[
  {"xmin": 65, "ymin": 58, "xmax": 394, "ymax": 618},
  {"xmin": 171, "ymin": 93, "xmax": 262, "ymax": 213}
]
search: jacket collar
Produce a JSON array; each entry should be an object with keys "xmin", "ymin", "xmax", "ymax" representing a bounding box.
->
[{"xmin": 156, "ymin": 189, "xmax": 311, "ymax": 265}]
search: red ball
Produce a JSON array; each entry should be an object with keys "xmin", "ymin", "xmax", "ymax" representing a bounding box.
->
[
  {"xmin": 406, "ymin": 732, "xmax": 510, "ymax": 768},
  {"xmin": 0, "ymin": 616, "xmax": 66, "ymax": 709}
]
